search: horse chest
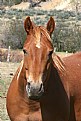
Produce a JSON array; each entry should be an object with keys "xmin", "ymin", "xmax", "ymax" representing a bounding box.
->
[{"xmin": 40, "ymin": 83, "xmax": 70, "ymax": 121}]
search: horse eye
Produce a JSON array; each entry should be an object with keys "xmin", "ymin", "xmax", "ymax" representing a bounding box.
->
[
  {"xmin": 47, "ymin": 50, "xmax": 53, "ymax": 60},
  {"xmin": 23, "ymin": 49, "xmax": 28, "ymax": 55},
  {"xmin": 48, "ymin": 50, "xmax": 53, "ymax": 56}
]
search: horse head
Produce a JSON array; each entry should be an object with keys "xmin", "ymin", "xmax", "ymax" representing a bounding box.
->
[{"xmin": 23, "ymin": 16, "xmax": 55, "ymax": 100}]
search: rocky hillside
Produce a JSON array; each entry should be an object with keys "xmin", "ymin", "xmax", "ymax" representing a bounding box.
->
[{"xmin": 0, "ymin": 0, "xmax": 81, "ymax": 52}]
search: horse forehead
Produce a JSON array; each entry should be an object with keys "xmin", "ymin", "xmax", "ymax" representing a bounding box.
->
[
  {"xmin": 24, "ymin": 26, "xmax": 52, "ymax": 50},
  {"xmin": 34, "ymin": 26, "xmax": 51, "ymax": 49},
  {"xmin": 34, "ymin": 27, "xmax": 41, "ymax": 48}
]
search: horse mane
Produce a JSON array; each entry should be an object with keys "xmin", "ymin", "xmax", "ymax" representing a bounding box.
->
[
  {"xmin": 52, "ymin": 53, "xmax": 66, "ymax": 73},
  {"xmin": 40, "ymin": 26, "xmax": 52, "ymax": 42}
]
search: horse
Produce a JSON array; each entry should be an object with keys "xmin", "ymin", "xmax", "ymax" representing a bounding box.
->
[{"xmin": 6, "ymin": 16, "xmax": 81, "ymax": 121}]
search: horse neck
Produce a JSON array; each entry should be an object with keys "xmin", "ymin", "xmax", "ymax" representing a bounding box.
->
[
  {"xmin": 43, "ymin": 54, "xmax": 65, "ymax": 92},
  {"xmin": 48, "ymin": 62, "xmax": 61, "ymax": 91},
  {"xmin": 45, "ymin": 58, "xmax": 69, "ymax": 100}
]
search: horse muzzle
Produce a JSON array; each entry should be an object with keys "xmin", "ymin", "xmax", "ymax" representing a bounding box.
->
[{"xmin": 26, "ymin": 82, "xmax": 44, "ymax": 100}]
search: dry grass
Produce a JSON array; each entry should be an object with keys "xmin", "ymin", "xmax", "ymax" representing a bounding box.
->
[{"xmin": 0, "ymin": 62, "xmax": 20, "ymax": 121}]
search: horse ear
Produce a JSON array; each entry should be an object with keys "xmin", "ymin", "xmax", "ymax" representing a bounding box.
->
[
  {"xmin": 47, "ymin": 17, "xmax": 55, "ymax": 36},
  {"xmin": 24, "ymin": 16, "xmax": 33, "ymax": 34}
]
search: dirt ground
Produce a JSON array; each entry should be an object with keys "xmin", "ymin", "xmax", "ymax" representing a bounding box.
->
[{"xmin": 4, "ymin": 0, "xmax": 76, "ymax": 11}]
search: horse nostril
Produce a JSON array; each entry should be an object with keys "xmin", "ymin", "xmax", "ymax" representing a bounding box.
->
[
  {"xmin": 27, "ymin": 82, "xmax": 30, "ymax": 89},
  {"xmin": 26, "ymin": 82, "xmax": 31, "ymax": 93},
  {"xmin": 39, "ymin": 83, "xmax": 44, "ymax": 93}
]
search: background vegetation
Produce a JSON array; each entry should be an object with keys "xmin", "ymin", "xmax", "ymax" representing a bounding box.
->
[
  {"xmin": 0, "ymin": 0, "xmax": 30, "ymax": 5},
  {"xmin": 0, "ymin": 0, "xmax": 81, "ymax": 52}
]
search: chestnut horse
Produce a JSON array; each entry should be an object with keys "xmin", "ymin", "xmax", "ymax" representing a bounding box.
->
[{"xmin": 6, "ymin": 16, "xmax": 81, "ymax": 121}]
